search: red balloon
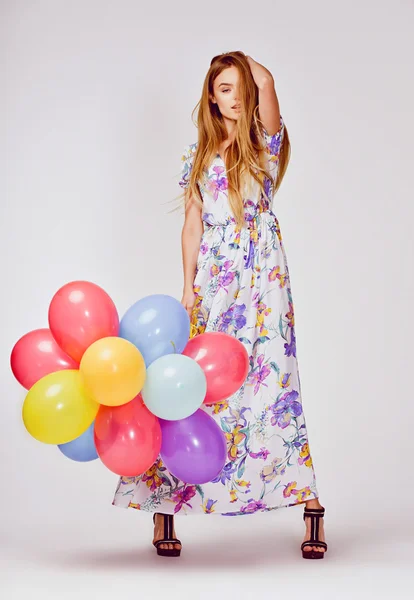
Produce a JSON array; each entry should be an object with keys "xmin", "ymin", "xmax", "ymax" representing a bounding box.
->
[
  {"xmin": 11, "ymin": 328, "xmax": 78, "ymax": 389},
  {"xmin": 182, "ymin": 332, "xmax": 249, "ymax": 404},
  {"xmin": 48, "ymin": 281, "xmax": 119, "ymax": 363},
  {"xmin": 94, "ymin": 394, "xmax": 162, "ymax": 476}
]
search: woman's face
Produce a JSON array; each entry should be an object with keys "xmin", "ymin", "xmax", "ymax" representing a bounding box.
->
[{"xmin": 210, "ymin": 66, "xmax": 241, "ymax": 121}]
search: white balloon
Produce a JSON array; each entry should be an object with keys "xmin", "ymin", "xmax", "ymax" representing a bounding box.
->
[{"xmin": 142, "ymin": 354, "xmax": 207, "ymax": 420}]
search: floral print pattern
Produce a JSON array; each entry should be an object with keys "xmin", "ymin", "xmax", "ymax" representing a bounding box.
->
[{"xmin": 112, "ymin": 115, "xmax": 319, "ymax": 516}]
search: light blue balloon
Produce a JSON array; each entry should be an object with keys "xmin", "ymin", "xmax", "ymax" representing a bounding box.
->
[
  {"xmin": 119, "ymin": 294, "xmax": 190, "ymax": 367},
  {"xmin": 142, "ymin": 354, "xmax": 207, "ymax": 421},
  {"xmin": 57, "ymin": 422, "xmax": 98, "ymax": 462}
]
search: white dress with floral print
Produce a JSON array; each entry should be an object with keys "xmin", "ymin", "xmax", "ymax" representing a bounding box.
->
[{"xmin": 112, "ymin": 115, "xmax": 319, "ymax": 516}]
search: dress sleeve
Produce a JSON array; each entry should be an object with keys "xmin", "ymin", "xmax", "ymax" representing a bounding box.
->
[
  {"xmin": 178, "ymin": 143, "xmax": 197, "ymax": 189},
  {"xmin": 262, "ymin": 114, "xmax": 285, "ymax": 165}
]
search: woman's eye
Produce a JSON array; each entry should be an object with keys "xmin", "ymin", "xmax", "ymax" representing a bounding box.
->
[{"xmin": 222, "ymin": 89, "xmax": 230, "ymax": 93}]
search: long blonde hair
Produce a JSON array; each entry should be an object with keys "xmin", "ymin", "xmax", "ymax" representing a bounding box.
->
[{"xmin": 176, "ymin": 51, "xmax": 291, "ymax": 228}]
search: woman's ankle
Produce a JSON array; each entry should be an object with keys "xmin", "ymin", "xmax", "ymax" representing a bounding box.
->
[{"xmin": 305, "ymin": 498, "xmax": 323, "ymax": 510}]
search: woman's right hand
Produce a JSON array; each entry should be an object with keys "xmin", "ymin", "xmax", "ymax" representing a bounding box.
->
[{"xmin": 181, "ymin": 288, "xmax": 196, "ymax": 318}]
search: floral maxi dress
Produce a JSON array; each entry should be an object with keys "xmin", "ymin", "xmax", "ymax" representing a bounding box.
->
[{"xmin": 112, "ymin": 115, "xmax": 319, "ymax": 516}]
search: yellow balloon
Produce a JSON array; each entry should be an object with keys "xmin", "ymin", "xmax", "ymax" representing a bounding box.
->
[
  {"xmin": 22, "ymin": 370, "xmax": 99, "ymax": 445},
  {"xmin": 79, "ymin": 337, "xmax": 146, "ymax": 407}
]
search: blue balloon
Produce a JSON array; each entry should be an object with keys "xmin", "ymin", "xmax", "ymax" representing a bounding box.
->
[
  {"xmin": 142, "ymin": 354, "xmax": 207, "ymax": 421},
  {"xmin": 119, "ymin": 294, "xmax": 190, "ymax": 366},
  {"xmin": 57, "ymin": 422, "xmax": 98, "ymax": 462}
]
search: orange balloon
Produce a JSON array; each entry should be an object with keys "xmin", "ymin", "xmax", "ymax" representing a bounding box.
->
[{"xmin": 80, "ymin": 337, "xmax": 146, "ymax": 406}]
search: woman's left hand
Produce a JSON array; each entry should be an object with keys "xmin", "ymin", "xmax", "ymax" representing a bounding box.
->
[{"xmin": 245, "ymin": 55, "xmax": 273, "ymax": 86}]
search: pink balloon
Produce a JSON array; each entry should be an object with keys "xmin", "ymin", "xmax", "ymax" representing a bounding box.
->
[
  {"xmin": 182, "ymin": 332, "xmax": 249, "ymax": 404},
  {"xmin": 48, "ymin": 281, "xmax": 119, "ymax": 363},
  {"xmin": 94, "ymin": 394, "xmax": 162, "ymax": 477},
  {"xmin": 10, "ymin": 328, "xmax": 78, "ymax": 389}
]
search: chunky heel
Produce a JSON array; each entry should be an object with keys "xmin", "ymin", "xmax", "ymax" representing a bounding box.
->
[
  {"xmin": 301, "ymin": 506, "xmax": 328, "ymax": 559},
  {"xmin": 152, "ymin": 512, "xmax": 182, "ymax": 557}
]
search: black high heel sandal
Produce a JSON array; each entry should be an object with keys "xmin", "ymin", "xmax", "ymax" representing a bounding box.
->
[
  {"xmin": 152, "ymin": 512, "xmax": 182, "ymax": 557},
  {"xmin": 301, "ymin": 506, "xmax": 328, "ymax": 559}
]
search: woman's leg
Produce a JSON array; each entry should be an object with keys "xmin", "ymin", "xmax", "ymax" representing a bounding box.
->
[
  {"xmin": 153, "ymin": 513, "xmax": 182, "ymax": 551},
  {"xmin": 302, "ymin": 498, "xmax": 326, "ymax": 553}
]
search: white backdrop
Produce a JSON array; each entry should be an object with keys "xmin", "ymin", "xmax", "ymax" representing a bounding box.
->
[{"xmin": 2, "ymin": 1, "xmax": 413, "ymax": 598}]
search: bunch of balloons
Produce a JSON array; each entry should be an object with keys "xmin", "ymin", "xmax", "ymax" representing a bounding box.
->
[{"xmin": 11, "ymin": 281, "xmax": 249, "ymax": 485}]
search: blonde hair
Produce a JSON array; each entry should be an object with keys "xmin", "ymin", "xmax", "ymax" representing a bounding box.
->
[{"xmin": 174, "ymin": 51, "xmax": 291, "ymax": 228}]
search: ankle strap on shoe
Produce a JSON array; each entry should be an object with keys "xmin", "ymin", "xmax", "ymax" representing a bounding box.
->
[{"xmin": 303, "ymin": 507, "xmax": 325, "ymax": 520}]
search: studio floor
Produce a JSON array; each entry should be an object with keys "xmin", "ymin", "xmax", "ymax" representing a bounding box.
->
[{"xmin": 2, "ymin": 505, "xmax": 412, "ymax": 600}]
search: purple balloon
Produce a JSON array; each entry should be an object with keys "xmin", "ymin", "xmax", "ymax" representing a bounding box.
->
[{"xmin": 160, "ymin": 409, "xmax": 227, "ymax": 484}]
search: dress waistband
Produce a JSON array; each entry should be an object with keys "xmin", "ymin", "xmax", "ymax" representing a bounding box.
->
[{"xmin": 204, "ymin": 210, "xmax": 276, "ymax": 231}]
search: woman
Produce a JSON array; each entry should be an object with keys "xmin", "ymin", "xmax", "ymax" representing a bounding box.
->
[{"xmin": 113, "ymin": 51, "xmax": 328, "ymax": 560}]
